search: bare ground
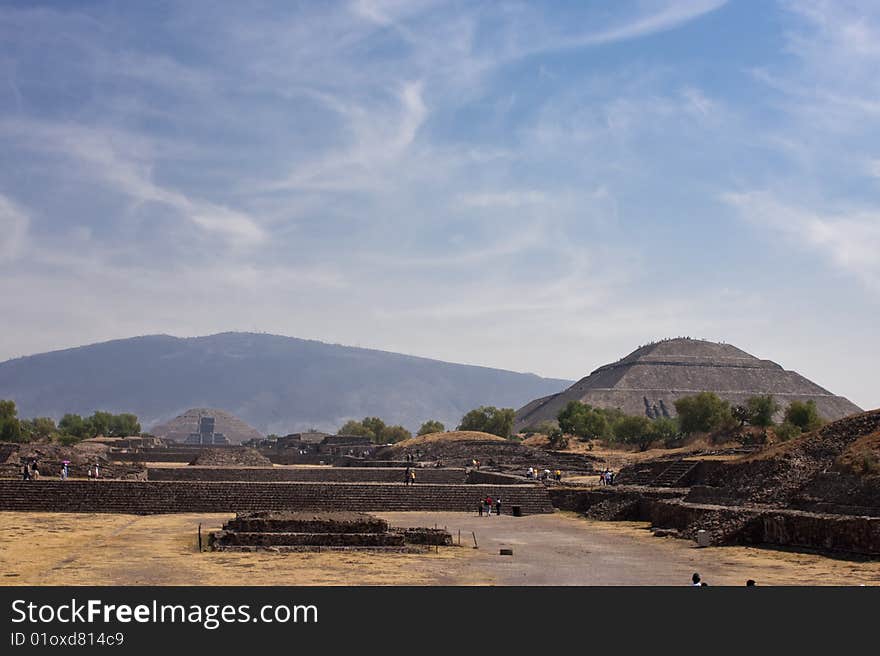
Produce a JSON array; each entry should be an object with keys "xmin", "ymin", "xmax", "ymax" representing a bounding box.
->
[{"xmin": 1, "ymin": 511, "xmax": 877, "ymax": 586}]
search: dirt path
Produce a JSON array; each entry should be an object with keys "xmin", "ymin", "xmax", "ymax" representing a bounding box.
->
[{"xmin": 1, "ymin": 511, "xmax": 877, "ymax": 586}]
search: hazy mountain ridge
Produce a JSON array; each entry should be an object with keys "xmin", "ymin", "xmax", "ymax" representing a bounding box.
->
[{"xmin": 0, "ymin": 332, "xmax": 571, "ymax": 435}]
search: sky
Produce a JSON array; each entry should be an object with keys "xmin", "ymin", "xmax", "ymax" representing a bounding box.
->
[{"xmin": 0, "ymin": 0, "xmax": 878, "ymax": 410}]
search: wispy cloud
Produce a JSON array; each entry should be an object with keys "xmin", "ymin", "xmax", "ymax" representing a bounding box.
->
[
  {"xmin": 723, "ymin": 191, "xmax": 880, "ymax": 291},
  {"xmin": 0, "ymin": 193, "xmax": 28, "ymax": 262}
]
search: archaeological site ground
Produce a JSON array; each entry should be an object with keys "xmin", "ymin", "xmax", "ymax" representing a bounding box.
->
[{"xmin": 2, "ymin": 353, "xmax": 879, "ymax": 586}]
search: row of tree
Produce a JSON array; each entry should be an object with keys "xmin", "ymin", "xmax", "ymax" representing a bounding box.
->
[
  {"xmin": 0, "ymin": 400, "xmax": 141, "ymax": 445},
  {"xmin": 337, "ymin": 406, "xmax": 518, "ymax": 444},
  {"xmin": 542, "ymin": 393, "xmax": 825, "ymax": 451}
]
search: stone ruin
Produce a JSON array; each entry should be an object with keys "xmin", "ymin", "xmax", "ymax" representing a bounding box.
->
[
  {"xmin": 188, "ymin": 447, "xmax": 273, "ymax": 467},
  {"xmin": 208, "ymin": 511, "xmax": 452, "ymax": 552}
]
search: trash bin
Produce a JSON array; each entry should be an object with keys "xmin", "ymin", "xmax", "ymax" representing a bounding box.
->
[{"xmin": 512, "ymin": 505, "xmax": 522, "ymax": 517}]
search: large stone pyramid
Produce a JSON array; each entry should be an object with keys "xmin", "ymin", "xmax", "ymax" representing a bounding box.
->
[{"xmin": 515, "ymin": 338, "xmax": 862, "ymax": 431}]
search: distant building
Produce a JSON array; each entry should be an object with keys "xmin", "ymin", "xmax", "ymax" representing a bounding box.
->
[{"xmin": 185, "ymin": 415, "xmax": 230, "ymax": 445}]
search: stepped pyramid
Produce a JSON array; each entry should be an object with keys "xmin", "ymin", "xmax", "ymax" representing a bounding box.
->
[
  {"xmin": 149, "ymin": 408, "xmax": 263, "ymax": 444},
  {"xmin": 515, "ymin": 338, "xmax": 862, "ymax": 430}
]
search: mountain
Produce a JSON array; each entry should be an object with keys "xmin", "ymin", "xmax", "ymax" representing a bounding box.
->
[
  {"xmin": 0, "ymin": 332, "xmax": 571, "ymax": 436},
  {"xmin": 515, "ymin": 337, "xmax": 862, "ymax": 431}
]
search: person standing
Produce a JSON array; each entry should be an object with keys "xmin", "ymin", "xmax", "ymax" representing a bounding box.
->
[
  {"xmin": 404, "ymin": 466, "xmax": 411, "ymax": 485},
  {"xmin": 485, "ymin": 495, "xmax": 493, "ymax": 516},
  {"xmin": 94, "ymin": 462, "xmax": 100, "ymax": 479},
  {"xmin": 495, "ymin": 497, "xmax": 502, "ymax": 516},
  {"xmin": 409, "ymin": 469, "xmax": 416, "ymax": 486}
]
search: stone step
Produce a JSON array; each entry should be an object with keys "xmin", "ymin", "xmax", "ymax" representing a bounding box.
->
[
  {"xmin": 0, "ymin": 480, "xmax": 554, "ymax": 515},
  {"xmin": 212, "ymin": 531, "xmax": 407, "ymax": 547}
]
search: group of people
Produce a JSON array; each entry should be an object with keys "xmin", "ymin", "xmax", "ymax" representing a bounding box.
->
[
  {"xmin": 403, "ymin": 466, "xmax": 416, "ymax": 485},
  {"xmin": 692, "ymin": 572, "xmax": 757, "ymax": 587},
  {"xmin": 20, "ymin": 460, "xmax": 40, "ymax": 480},
  {"xmin": 404, "ymin": 452, "xmax": 421, "ymax": 463},
  {"xmin": 599, "ymin": 468, "xmax": 615, "ymax": 485},
  {"xmin": 525, "ymin": 467, "xmax": 562, "ymax": 482},
  {"xmin": 22, "ymin": 460, "xmax": 101, "ymax": 481},
  {"xmin": 478, "ymin": 495, "xmax": 501, "ymax": 516}
]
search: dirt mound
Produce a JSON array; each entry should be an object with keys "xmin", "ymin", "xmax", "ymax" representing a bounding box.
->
[
  {"xmin": 189, "ymin": 448, "xmax": 272, "ymax": 467},
  {"xmin": 836, "ymin": 432, "xmax": 880, "ymax": 477},
  {"xmin": 696, "ymin": 409, "xmax": 880, "ymax": 512},
  {"xmin": 394, "ymin": 431, "xmax": 506, "ymax": 449},
  {"xmin": 376, "ymin": 433, "xmax": 597, "ymax": 474}
]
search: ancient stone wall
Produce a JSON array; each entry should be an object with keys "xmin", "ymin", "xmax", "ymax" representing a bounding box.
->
[
  {"xmin": 0, "ymin": 480, "xmax": 554, "ymax": 515},
  {"xmin": 148, "ymin": 467, "xmax": 467, "ymax": 484}
]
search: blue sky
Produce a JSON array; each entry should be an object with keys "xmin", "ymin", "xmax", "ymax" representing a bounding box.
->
[{"xmin": 0, "ymin": 0, "xmax": 878, "ymax": 410}]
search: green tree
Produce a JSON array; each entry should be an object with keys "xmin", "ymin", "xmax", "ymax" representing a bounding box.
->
[
  {"xmin": 458, "ymin": 406, "xmax": 516, "ymax": 439},
  {"xmin": 745, "ymin": 395, "xmax": 779, "ymax": 428},
  {"xmin": 361, "ymin": 417, "xmax": 387, "ymax": 440},
  {"xmin": 85, "ymin": 411, "xmax": 114, "ymax": 438},
  {"xmin": 674, "ymin": 393, "xmax": 733, "ymax": 435},
  {"xmin": 338, "ymin": 420, "xmax": 372, "ymax": 438},
  {"xmin": 0, "ymin": 399, "xmax": 23, "ymax": 442},
  {"xmin": 612, "ymin": 415, "xmax": 654, "ymax": 450},
  {"xmin": 417, "ymin": 420, "xmax": 445, "ymax": 436},
  {"xmin": 30, "ymin": 417, "xmax": 57, "ymax": 440},
  {"xmin": 557, "ymin": 401, "xmax": 610, "ymax": 440},
  {"xmin": 109, "ymin": 413, "xmax": 141, "ymax": 437},
  {"xmin": 784, "ymin": 400, "xmax": 823, "ymax": 433},
  {"xmin": 546, "ymin": 427, "xmax": 569, "ymax": 450},
  {"xmin": 58, "ymin": 414, "xmax": 88, "ymax": 439},
  {"xmin": 649, "ymin": 416, "xmax": 680, "ymax": 445},
  {"xmin": 379, "ymin": 425, "xmax": 412, "ymax": 443}
]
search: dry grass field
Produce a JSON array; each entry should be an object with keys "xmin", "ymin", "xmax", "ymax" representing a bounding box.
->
[{"xmin": 1, "ymin": 511, "xmax": 878, "ymax": 586}]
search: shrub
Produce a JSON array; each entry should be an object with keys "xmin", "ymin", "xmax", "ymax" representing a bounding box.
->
[
  {"xmin": 458, "ymin": 406, "xmax": 515, "ymax": 439},
  {"xmin": 417, "ymin": 420, "xmax": 445, "ymax": 436},
  {"xmin": 775, "ymin": 422, "xmax": 801, "ymax": 442},
  {"xmin": 674, "ymin": 393, "xmax": 733, "ymax": 435},
  {"xmin": 612, "ymin": 415, "xmax": 654, "ymax": 451},
  {"xmin": 745, "ymin": 395, "xmax": 779, "ymax": 428},
  {"xmin": 784, "ymin": 400, "xmax": 823, "ymax": 432}
]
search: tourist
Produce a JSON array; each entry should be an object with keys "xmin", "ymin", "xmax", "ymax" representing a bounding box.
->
[
  {"xmin": 31, "ymin": 461, "xmax": 40, "ymax": 480},
  {"xmin": 485, "ymin": 495, "xmax": 493, "ymax": 516},
  {"xmin": 478, "ymin": 500, "xmax": 483, "ymax": 517},
  {"xmin": 88, "ymin": 465, "xmax": 94, "ymax": 479},
  {"xmin": 94, "ymin": 462, "xmax": 100, "ymax": 479},
  {"xmin": 404, "ymin": 466, "xmax": 411, "ymax": 485},
  {"xmin": 409, "ymin": 469, "xmax": 416, "ymax": 485},
  {"xmin": 21, "ymin": 463, "xmax": 30, "ymax": 481},
  {"xmin": 691, "ymin": 573, "xmax": 702, "ymax": 586},
  {"xmin": 495, "ymin": 497, "xmax": 502, "ymax": 516},
  {"xmin": 526, "ymin": 466, "xmax": 534, "ymax": 479},
  {"xmin": 555, "ymin": 469, "xmax": 562, "ymax": 482}
]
